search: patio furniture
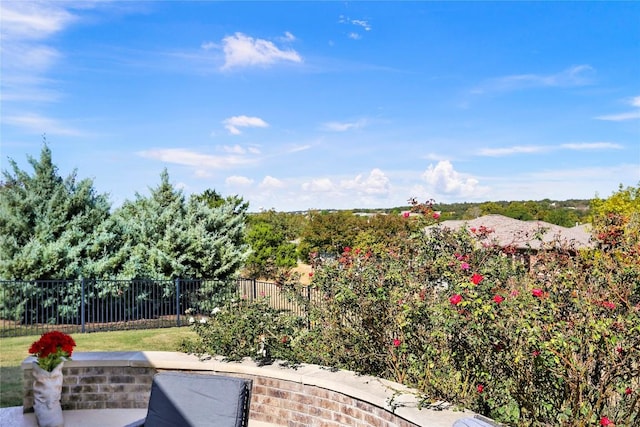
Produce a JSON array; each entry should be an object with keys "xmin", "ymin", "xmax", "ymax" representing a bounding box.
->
[{"xmin": 126, "ymin": 371, "xmax": 252, "ymax": 427}]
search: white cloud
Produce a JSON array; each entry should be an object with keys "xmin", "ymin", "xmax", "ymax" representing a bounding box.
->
[
  {"xmin": 223, "ymin": 115, "xmax": 269, "ymax": 135},
  {"xmin": 478, "ymin": 145, "xmax": 548, "ymax": 157},
  {"xmin": 338, "ymin": 16, "xmax": 371, "ymax": 40},
  {"xmin": 0, "ymin": 2, "xmax": 78, "ymax": 104},
  {"xmin": 222, "ymin": 144, "xmax": 247, "ymax": 154},
  {"xmin": 218, "ymin": 32, "xmax": 302, "ymax": 70},
  {"xmin": 422, "ymin": 161, "xmax": 482, "ymax": 197},
  {"xmin": 322, "ymin": 118, "xmax": 368, "ymax": 132},
  {"xmin": 302, "ymin": 178, "xmax": 335, "ymax": 193},
  {"xmin": 596, "ymin": 96, "xmax": 640, "ymax": 121},
  {"xmin": 478, "ymin": 142, "xmax": 623, "ymax": 157},
  {"xmin": 2, "ymin": 113, "xmax": 84, "ymax": 136},
  {"xmin": 259, "ymin": 176, "xmax": 285, "ymax": 189},
  {"xmin": 596, "ymin": 112, "xmax": 640, "ymax": 121},
  {"xmin": 340, "ymin": 168, "xmax": 390, "ymax": 196},
  {"xmin": 138, "ymin": 148, "xmax": 256, "ymax": 169},
  {"xmin": 225, "ymin": 175, "xmax": 254, "ymax": 186},
  {"xmin": 473, "ymin": 65, "xmax": 595, "ymax": 94},
  {"xmin": 0, "ymin": 2, "xmax": 76, "ymax": 41},
  {"xmin": 351, "ymin": 20, "xmax": 371, "ymax": 31},
  {"xmin": 560, "ymin": 142, "xmax": 623, "ymax": 150}
]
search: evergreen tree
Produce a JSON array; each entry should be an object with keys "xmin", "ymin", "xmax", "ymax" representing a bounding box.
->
[
  {"xmin": 0, "ymin": 144, "xmax": 111, "ymax": 280},
  {"xmin": 90, "ymin": 170, "xmax": 250, "ymax": 281}
]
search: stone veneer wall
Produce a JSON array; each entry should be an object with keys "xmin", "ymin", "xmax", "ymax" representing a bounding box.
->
[{"xmin": 23, "ymin": 351, "xmax": 479, "ymax": 427}]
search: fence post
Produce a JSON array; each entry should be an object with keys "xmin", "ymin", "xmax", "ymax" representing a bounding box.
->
[
  {"xmin": 306, "ymin": 285, "xmax": 311, "ymax": 329},
  {"xmin": 175, "ymin": 278, "xmax": 181, "ymax": 327},
  {"xmin": 81, "ymin": 278, "xmax": 86, "ymax": 333}
]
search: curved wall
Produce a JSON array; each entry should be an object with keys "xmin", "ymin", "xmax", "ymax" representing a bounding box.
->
[{"xmin": 22, "ymin": 351, "xmax": 481, "ymax": 427}]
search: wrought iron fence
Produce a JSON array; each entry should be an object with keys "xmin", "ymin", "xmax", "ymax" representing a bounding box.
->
[{"xmin": 0, "ymin": 278, "xmax": 312, "ymax": 337}]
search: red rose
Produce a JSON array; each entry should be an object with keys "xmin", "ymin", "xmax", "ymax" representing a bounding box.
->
[
  {"xmin": 601, "ymin": 301, "xmax": 616, "ymax": 310},
  {"xmin": 600, "ymin": 416, "xmax": 613, "ymax": 426},
  {"xmin": 532, "ymin": 288, "xmax": 543, "ymax": 298},
  {"xmin": 493, "ymin": 295, "xmax": 504, "ymax": 304},
  {"xmin": 471, "ymin": 273, "xmax": 483, "ymax": 285}
]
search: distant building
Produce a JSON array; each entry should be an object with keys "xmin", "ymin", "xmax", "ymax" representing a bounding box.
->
[{"xmin": 430, "ymin": 214, "xmax": 594, "ymax": 270}]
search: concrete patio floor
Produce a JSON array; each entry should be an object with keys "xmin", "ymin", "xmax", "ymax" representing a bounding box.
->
[{"xmin": 0, "ymin": 407, "xmax": 277, "ymax": 427}]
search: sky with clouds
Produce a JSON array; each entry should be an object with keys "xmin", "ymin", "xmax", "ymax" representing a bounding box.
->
[{"xmin": 1, "ymin": 1, "xmax": 639, "ymax": 212}]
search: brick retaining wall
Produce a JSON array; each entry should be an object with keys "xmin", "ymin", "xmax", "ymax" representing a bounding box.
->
[{"xmin": 22, "ymin": 352, "xmax": 479, "ymax": 427}]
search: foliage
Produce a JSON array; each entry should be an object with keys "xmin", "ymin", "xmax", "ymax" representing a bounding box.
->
[
  {"xmin": 185, "ymin": 296, "xmax": 305, "ymax": 364},
  {"xmin": 190, "ymin": 195, "xmax": 639, "ymax": 426},
  {"xmin": 299, "ymin": 209, "xmax": 424, "ymax": 261},
  {"xmin": 28, "ymin": 331, "xmax": 76, "ymax": 372},
  {"xmin": 87, "ymin": 169, "xmax": 250, "ymax": 282},
  {"xmin": 244, "ymin": 210, "xmax": 299, "ymax": 280},
  {"xmin": 298, "ymin": 210, "xmax": 361, "ymax": 260},
  {"xmin": 0, "ymin": 144, "xmax": 111, "ymax": 280}
]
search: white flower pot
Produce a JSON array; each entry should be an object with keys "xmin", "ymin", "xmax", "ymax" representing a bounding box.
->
[{"xmin": 32, "ymin": 362, "xmax": 64, "ymax": 427}]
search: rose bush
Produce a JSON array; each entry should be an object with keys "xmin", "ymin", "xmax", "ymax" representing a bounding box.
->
[{"xmin": 189, "ymin": 198, "xmax": 639, "ymax": 426}]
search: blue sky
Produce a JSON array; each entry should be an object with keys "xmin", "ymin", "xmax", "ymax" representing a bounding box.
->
[{"xmin": 1, "ymin": 1, "xmax": 639, "ymax": 212}]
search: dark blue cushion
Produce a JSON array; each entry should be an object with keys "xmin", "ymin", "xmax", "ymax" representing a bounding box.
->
[{"xmin": 143, "ymin": 372, "xmax": 252, "ymax": 427}]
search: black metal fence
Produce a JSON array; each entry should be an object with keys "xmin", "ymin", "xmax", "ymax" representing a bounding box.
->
[{"xmin": 0, "ymin": 278, "xmax": 311, "ymax": 338}]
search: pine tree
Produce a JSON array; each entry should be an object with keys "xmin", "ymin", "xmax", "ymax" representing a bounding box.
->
[
  {"xmin": 91, "ymin": 169, "xmax": 250, "ymax": 281},
  {"xmin": 0, "ymin": 144, "xmax": 111, "ymax": 280}
]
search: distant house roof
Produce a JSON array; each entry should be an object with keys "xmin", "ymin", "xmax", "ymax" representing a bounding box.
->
[{"xmin": 432, "ymin": 214, "xmax": 594, "ymax": 250}]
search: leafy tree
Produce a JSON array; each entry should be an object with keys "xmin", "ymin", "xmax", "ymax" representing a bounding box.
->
[
  {"xmin": 298, "ymin": 211, "xmax": 362, "ymax": 261},
  {"xmin": 244, "ymin": 210, "xmax": 298, "ymax": 280},
  {"xmin": 0, "ymin": 144, "xmax": 110, "ymax": 280},
  {"xmin": 590, "ymin": 183, "xmax": 640, "ymax": 251},
  {"xmin": 541, "ymin": 208, "xmax": 580, "ymax": 227}
]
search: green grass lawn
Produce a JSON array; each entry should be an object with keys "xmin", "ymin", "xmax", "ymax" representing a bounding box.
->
[{"xmin": 0, "ymin": 327, "xmax": 198, "ymax": 408}]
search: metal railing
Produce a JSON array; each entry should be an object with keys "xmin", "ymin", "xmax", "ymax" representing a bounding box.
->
[{"xmin": 0, "ymin": 278, "xmax": 312, "ymax": 337}]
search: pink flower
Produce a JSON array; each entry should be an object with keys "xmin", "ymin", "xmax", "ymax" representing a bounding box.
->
[
  {"xmin": 510, "ymin": 289, "xmax": 519, "ymax": 297},
  {"xmin": 493, "ymin": 295, "xmax": 504, "ymax": 304},
  {"xmin": 432, "ymin": 212, "xmax": 440, "ymax": 219},
  {"xmin": 449, "ymin": 294, "xmax": 463, "ymax": 305},
  {"xmin": 460, "ymin": 262, "xmax": 470, "ymax": 270},
  {"xmin": 600, "ymin": 416, "xmax": 613, "ymax": 426},
  {"xmin": 392, "ymin": 338, "xmax": 401, "ymax": 347},
  {"xmin": 402, "ymin": 211, "xmax": 410, "ymax": 218},
  {"xmin": 533, "ymin": 350, "xmax": 540, "ymax": 357},
  {"xmin": 470, "ymin": 273, "xmax": 483, "ymax": 285},
  {"xmin": 477, "ymin": 384, "xmax": 484, "ymax": 393},
  {"xmin": 470, "ymin": 227, "xmax": 477, "ymax": 233},
  {"xmin": 532, "ymin": 288, "xmax": 544, "ymax": 298},
  {"xmin": 602, "ymin": 301, "xmax": 616, "ymax": 310},
  {"xmin": 343, "ymin": 247, "xmax": 351, "ymax": 253}
]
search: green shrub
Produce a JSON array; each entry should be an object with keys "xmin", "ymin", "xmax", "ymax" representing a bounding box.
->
[{"xmin": 189, "ymin": 200, "xmax": 640, "ymax": 426}]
